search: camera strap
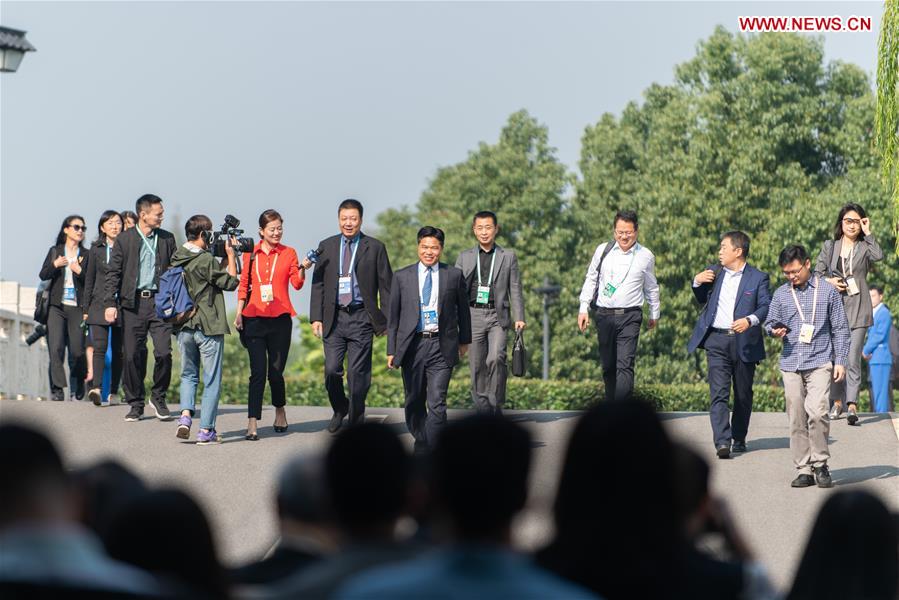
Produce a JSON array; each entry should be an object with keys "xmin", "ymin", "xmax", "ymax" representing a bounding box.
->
[{"xmin": 246, "ymin": 251, "xmax": 257, "ymax": 300}]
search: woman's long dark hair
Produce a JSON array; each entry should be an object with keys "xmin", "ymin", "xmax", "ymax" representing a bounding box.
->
[
  {"xmin": 788, "ymin": 490, "xmax": 897, "ymax": 600},
  {"xmin": 95, "ymin": 210, "xmax": 122, "ymax": 245},
  {"xmin": 832, "ymin": 203, "xmax": 867, "ymax": 241},
  {"xmin": 55, "ymin": 214, "xmax": 87, "ymax": 250}
]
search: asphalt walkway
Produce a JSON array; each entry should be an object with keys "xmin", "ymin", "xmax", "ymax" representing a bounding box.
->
[{"xmin": 2, "ymin": 400, "xmax": 896, "ymax": 592}]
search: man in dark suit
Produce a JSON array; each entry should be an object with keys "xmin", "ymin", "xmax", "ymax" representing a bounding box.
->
[
  {"xmin": 387, "ymin": 226, "xmax": 471, "ymax": 451},
  {"xmin": 310, "ymin": 199, "xmax": 393, "ymax": 433},
  {"xmin": 688, "ymin": 231, "xmax": 770, "ymax": 458},
  {"xmin": 455, "ymin": 211, "xmax": 526, "ymax": 416},
  {"xmin": 104, "ymin": 194, "xmax": 176, "ymax": 423}
]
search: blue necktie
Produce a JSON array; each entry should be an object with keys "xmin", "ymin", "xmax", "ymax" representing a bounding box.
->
[{"xmin": 422, "ymin": 266, "xmax": 433, "ymax": 305}]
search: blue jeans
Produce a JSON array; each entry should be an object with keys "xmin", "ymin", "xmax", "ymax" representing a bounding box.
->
[{"xmin": 178, "ymin": 328, "xmax": 224, "ymax": 430}]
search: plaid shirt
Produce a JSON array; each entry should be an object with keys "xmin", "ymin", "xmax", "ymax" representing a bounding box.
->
[{"xmin": 765, "ymin": 276, "xmax": 850, "ymax": 372}]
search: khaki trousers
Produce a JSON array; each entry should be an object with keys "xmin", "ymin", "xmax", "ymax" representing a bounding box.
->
[{"xmin": 782, "ymin": 365, "xmax": 832, "ymax": 475}]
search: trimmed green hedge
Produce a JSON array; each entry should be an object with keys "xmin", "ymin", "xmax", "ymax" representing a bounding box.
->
[{"xmin": 162, "ymin": 375, "xmax": 874, "ymax": 412}]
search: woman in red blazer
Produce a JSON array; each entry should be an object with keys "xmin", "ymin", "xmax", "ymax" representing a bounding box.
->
[{"xmin": 235, "ymin": 210, "xmax": 309, "ymax": 440}]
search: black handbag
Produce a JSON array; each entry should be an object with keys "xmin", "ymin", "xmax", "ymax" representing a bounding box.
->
[
  {"xmin": 511, "ymin": 329, "xmax": 527, "ymax": 377},
  {"xmin": 34, "ymin": 279, "xmax": 51, "ymax": 324}
]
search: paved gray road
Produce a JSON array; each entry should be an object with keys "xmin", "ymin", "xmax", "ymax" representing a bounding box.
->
[{"xmin": 1, "ymin": 400, "xmax": 896, "ymax": 592}]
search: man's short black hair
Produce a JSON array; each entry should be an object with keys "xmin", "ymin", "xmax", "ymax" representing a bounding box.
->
[
  {"xmin": 778, "ymin": 244, "xmax": 809, "ymax": 267},
  {"xmin": 185, "ymin": 215, "xmax": 213, "ymax": 241},
  {"xmin": 338, "ymin": 198, "xmax": 364, "ymax": 218},
  {"xmin": 870, "ymin": 284, "xmax": 884, "ymax": 295},
  {"xmin": 135, "ymin": 194, "xmax": 163, "ymax": 215},
  {"xmin": 722, "ymin": 231, "xmax": 751, "ymax": 259},
  {"xmin": 431, "ymin": 415, "xmax": 531, "ymax": 539},
  {"xmin": 417, "ymin": 226, "xmax": 445, "ymax": 246},
  {"xmin": 472, "ymin": 211, "xmax": 498, "ymax": 226},
  {"xmin": 325, "ymin": 423, "xmax": 410, "ymax": 535},
  {"xmin": 614, "ymin": 210, "xmax": 638, "ymax": 230}
]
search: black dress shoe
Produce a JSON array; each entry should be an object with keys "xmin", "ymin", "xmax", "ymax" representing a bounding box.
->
[
  {"xmin": 732, "ymin": 441, "xmax": 747, "ymax": 453},
  {"xmin": 791, "ymin": 474, "xmax": 815, "ymax": 488},
  {"xmin": 327, "ymin": 412, "xmax": 346, "ymax": 433},
  {"xmin": 716, "ymin": 444, "xmax": 731, "ymax": 459},
  {"xmin": 814, "ymin": 465, "xmax": 833, "ymax": 488}
]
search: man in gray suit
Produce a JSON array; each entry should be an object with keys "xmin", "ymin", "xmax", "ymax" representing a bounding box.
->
[
  {"xmin": 388, "ymin": 226, "xmax": 471, "ymax": 451},
  {"xmin": 455, "ymin": 211, "xmax": 526, "ymax": 415}
]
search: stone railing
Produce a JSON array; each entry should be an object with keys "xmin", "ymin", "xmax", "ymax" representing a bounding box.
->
[{"xmin": 0, "ymin": 281, "xmax": 51, "ymax": 401}]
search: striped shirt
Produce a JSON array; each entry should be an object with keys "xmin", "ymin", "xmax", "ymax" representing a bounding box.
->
[{"xmin": 765, "ymin": 276, "xmax": 850, "ymax": 372}]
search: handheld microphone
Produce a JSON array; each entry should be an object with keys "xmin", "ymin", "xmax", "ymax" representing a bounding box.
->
[{"xmin": 306, "ymin": 248, "xmax": 322, "ymax": 264}]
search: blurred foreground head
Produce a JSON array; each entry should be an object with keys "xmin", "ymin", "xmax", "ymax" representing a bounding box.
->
[{"xmin": 326, "ymin": 423, "xmax": 411, "ymax": 541}]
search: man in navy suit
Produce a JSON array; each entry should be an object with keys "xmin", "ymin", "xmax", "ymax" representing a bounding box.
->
[
  {"xmin": 688, "ymin": 231, "xmax": 771, "ymax": 458},
  {"xmin": 387, "ymin": 226, "xmax": 471, "ymax": 452}
]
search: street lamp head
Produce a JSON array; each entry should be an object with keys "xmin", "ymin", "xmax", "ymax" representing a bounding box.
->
[{"xmin": 0, "ymin": 27, "xmax": 36, "ymax": 73}]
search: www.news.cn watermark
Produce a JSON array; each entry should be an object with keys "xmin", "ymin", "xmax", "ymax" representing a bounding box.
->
[{"xmin": 739, "ymin": 16, "xmax": 873, "ymax": 32}]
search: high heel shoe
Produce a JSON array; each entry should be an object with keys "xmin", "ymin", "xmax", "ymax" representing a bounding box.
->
[
  {"xmin": 273, "ymin": 423, "xmax": 288, "ymax": 433},
  {"xmin": 245, "ymin": 432, "xmax": 259, "ymax": 441}
]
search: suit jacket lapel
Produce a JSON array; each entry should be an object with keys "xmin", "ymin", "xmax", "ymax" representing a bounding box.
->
[
  {"xmin": 493, "ymin": 245, "xmax": 507, "ymax": 279},
  {"xmin": 734, "ymin": 265, "xmax": 751, "ymax": 316},
  {"xmin": 353, "ymin": 234, "xmax": 370, "ymax": 274},
  {"xmin": 707, "ymin": 270, "xmax": 725, "ymax": 322},
  {"xmin": 437, "ymin": 263, "xmax": 449, "ymax": 307}
]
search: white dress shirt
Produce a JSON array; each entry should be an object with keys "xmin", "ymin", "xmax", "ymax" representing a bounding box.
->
[
  {"xmin": 578, "ymin": 242, "xmax": 661, "ymax": 319},
  {"xmin": 418, "ymin": 262, "xmax": 440, "ymax": 332},
  {"xmin": 692, "ymin": 265, "xmax": 759, "ymax": 329}
]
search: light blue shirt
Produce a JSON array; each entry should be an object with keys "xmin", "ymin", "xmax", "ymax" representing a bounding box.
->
[
  {"xmin": 339, "ymin": 233, "xmax": 363, "ymax": 305},
  {"xmin": 336, "ymin": 547, "xmax": 598, "ymax": 599},
  {"xmin": 137, "ymin": 228, "xmax": 158, "ymax": 291}
]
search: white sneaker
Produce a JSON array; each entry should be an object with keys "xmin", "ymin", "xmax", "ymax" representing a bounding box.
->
[{"xmin": 106, "ymin": 393, "xmax": 119, "ymax": 406}]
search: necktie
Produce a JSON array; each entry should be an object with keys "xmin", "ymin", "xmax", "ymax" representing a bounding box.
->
[
  {"xmin": 339, "ymin": 238, "xmax": 353, "ymax": 307},
  {"xmin": 422, "ymin": 266, "xmax": 433, "ymax": 305}
]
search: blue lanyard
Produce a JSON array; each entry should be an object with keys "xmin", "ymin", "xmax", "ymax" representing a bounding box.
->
[{"xmin": 339, "ymin": 236, "xmax": 360, "ymax": 277}]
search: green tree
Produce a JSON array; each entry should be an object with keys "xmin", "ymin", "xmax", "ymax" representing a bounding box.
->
[
  {"xmin": 876, "ymin": 0, "xmax": 899, "ymax": 252},
  {"xmin": 575, "ymin": 28, "xmax": 896, "ymax": 385}
]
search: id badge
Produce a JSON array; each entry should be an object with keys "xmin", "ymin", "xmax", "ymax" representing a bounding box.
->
[
  {"xmin": 63, "ymin": 287, "xmax": 76, "ymax": 302},
  {"xmin": 421, "ymin": 309, "xmax": 438, "ymax": 328},
  {"xmin": 476, "ymin": 285, "xmax": 490, "ymax": 304},
  {"xmin": 798, "ymin": 323, "xmax": 814, "ymax": 344},
  {"xmin": 602, "ymin": 282, "xmax": 617, "ymax": 298},
  {"xmin": 338, "ymin": 276, "xmax": 352, "ymax": 296},
  {"xmin": 260, "ymin": 284, "xmax": 274, "ymax": 303},
  {"xmin": 845, "ymin": 277, "xmax": 860, "ymax": 296}
]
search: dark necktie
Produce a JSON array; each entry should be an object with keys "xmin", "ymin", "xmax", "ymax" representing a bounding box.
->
[
  {"xmin": 422, "ymin": 266, "xmax": 433, "ymax": 305},
  {"xmin": 339, "ymin": 238, "xmax": 353, "ymax": 307}
]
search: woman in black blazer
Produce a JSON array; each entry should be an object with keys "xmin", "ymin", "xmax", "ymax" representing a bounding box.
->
[
  {"xmin": 39, "ymin": 215, "xmax": 90, "ymax": 401},
  {"xmin": 83, "ymin": 210, "xmax": 125, "ymax": 406}
]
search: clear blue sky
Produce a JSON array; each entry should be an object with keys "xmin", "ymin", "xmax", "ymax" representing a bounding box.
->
[{"xmin": 1, "ymin": 1, "xmax": 882, "ymax": 311}]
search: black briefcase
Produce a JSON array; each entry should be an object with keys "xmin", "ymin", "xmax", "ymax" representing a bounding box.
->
[{"xmin": 511, "ymin": 330, "xmax": 527, "ymax": 377}]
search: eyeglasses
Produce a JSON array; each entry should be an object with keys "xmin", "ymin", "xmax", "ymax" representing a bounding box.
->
[
  {"xmin": 782, "ymin": 267, "xmax": 805, "ymax": 277},
  {"xmin": 69, "ymin": 224, "xmax": 86, "ymax": 232},
  {"xmin": 842, "ymin": 218, "xmax": 861, "ymax": 225}
]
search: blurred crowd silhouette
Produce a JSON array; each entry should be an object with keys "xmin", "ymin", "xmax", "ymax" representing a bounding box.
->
[{"xmin": 1, "ymin": 403, "xmax": 896, "ymax": 599}]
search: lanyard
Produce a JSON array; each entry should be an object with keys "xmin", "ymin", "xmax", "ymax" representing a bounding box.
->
[
  {"xmin": 136, "ymin": 227, "xmax": 158, "ymax": 256},
  {"xmin": 841, "ymin": 243, "xmax": 854, "ymax": 277},
  {"xmin": 477, "ymin": 250, "xmax": 497, "ymax": 287},
  {"xmin": 255, "ymin": 251, "xmax": 279, "ymax": 285},
  {"xmin": 790, "ymin": 276, "xmax": 819, "ymax": 323},
  {"xmin": 64, "ymin": 247, "xmax": 80, "ymax": 281},
  {"xmin": 339, "ymin": 237, "xmax": 359, "ymax": 277},
  {"xmin": 605, "ymin": 243, "xmax": 638, "ymax": 286}
]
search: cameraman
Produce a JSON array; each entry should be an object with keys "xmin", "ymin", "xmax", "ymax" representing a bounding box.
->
[{"xmin": 170, "ymin": 215, "xmax": 239, "ymax": 445}]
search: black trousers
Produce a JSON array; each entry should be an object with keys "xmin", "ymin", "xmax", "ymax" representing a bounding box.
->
[
  {"xmin": 594, "ymin": 307, "xmax": 643, "ymax": 402},
  {"xmin": 401, "ymin": 336, "xmax": 453, "ymax": 448},
  {"xmin": 47, "ymin": 304, "xmax": 87, "ymax": 392},
  {"xmin": 90, "ymin": 324, "xmax": 123, "ymax": 396},
  {"xmin": 121, "ymin": 294, "xmax": 172, "ymax": 409},
  {"xmin": 705, "ymin": 330, "xmax": 755, "ymax": 447},
  {"xmin": 323, "ymin": 307, "xmax": 374, "ymax": 424},
  {"xmin": 244, "ymin": 314, "xmax": 292, "ymax": 420}
]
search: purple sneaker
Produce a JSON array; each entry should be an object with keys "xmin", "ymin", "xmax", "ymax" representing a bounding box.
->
[
  {"xmin": 176, "ymin": 415, "xmax": 192, "ymax": 439},
  {"xmin": 196, "ymin": 429, "xmax": 221, "ymax": 445}
]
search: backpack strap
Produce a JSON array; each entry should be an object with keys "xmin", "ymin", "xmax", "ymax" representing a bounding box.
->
[{"xmin": 591, "ymin": 241, "xmax": 617, "ymax": 306}]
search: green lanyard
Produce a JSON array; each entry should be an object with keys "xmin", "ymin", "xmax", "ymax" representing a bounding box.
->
[
  {"xmin": 606, "ymin": 243, "xmax": 638, "ymax": 286},
  {"xmin": 136, "ymin": 227, "xmax": 158, "ymax": 255}
]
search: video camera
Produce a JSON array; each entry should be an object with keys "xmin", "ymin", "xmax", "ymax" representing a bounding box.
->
[{"xmin": 208, "ymin": 215, "xmax": 254, "ymax": 264}]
